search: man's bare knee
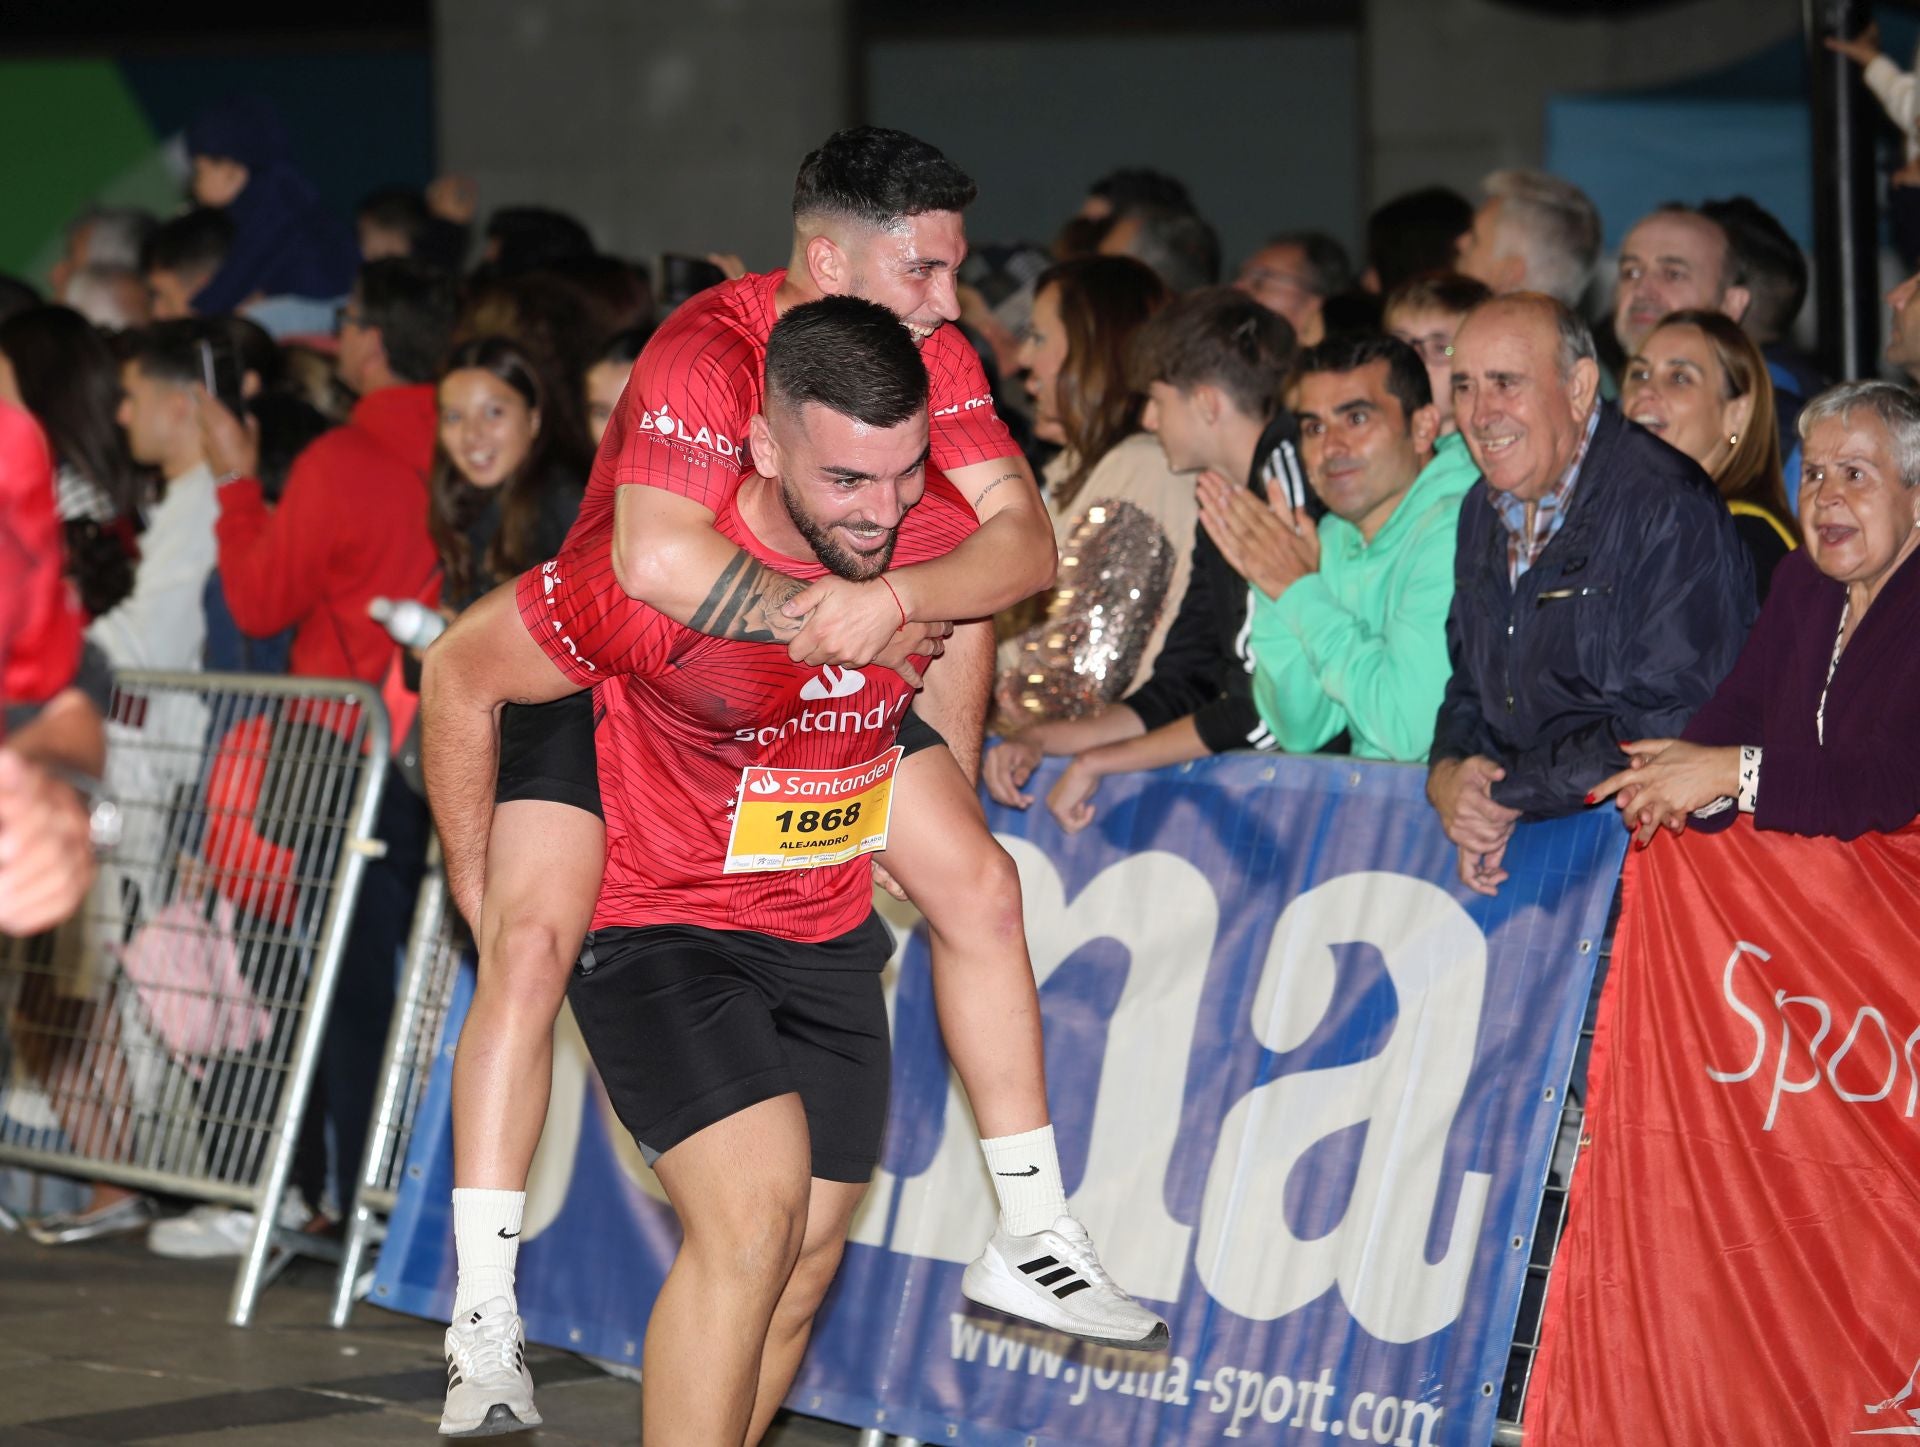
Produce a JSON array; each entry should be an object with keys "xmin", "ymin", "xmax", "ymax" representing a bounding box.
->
[
  {"xmin": 771, "ymin": 1234, "xmax": 847, "ymax": 1331},
  {"xmin": 479, "ymin": 917, "xmax": 577, "ymax": 1009},
  {"xmin": 932, "ymin": 830, "xmax": 1025, "ymax": 946},
  {"xmin": 680, "ymin": 1178, "xmax": 809, "ymax": 1288}
]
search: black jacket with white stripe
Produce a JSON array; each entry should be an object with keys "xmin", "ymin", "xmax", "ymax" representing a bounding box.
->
[{"xmin": 1122, "ymin": 410, "xmax": 1334, "ymax": 755}]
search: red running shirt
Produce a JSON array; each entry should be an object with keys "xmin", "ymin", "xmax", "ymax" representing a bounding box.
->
[
  {"xmin": 519, "ymin": 483, "xmax": 978, "ymax": 942},
  {"xmin": 0, "ymin": 402, "xmax": 83, "ymax": 712},
  {"xmin": 567, "ymin": 268, "xmax": 1014, "ymax": 542}
]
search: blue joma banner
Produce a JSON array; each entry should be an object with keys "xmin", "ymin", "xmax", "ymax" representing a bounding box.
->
[{"xmin": 374, "ymin": 754, "xmax": 1626, "ymax": 1446}]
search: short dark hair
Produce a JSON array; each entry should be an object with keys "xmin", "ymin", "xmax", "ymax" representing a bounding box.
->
[
  {"xmin": 597, "ymin": 324, "xmax": 654, "ymax": 372},
  {"xmin": 250, "ymin": 389, "xmax": 332, "ymax": 504},
  {"xmin": 1128, "ymin": 285, "xmax": 1297, "ymax": 420},
  {"xmin": 142, "ymin": 207, "xmax": 234, "ymax": 282},
  {"xmin": 357, "ymin": 187, "xmax": 432, "ymax": 242},
  {"xmin": 764, "ymin": 296, "xmax": 928, "ymax": 429},
  {"xmin": 1638, "ymin": 202, "xmax": 1748, "ymax": 289},
  {"xmin": 122, "ymin": 318, "xmax": 211, "ymax": 389},
  {"xmin": 1702, "ymin": 196, "xmax": 1807, "ymax": 342},
  {"xmin": 1118, "ymin": 206, "xmax": 1221, "ymax": 291},
  {"xmin": 214, "ymin": 313, "xmax": 283, "ymax": 392},
  {"xmin": 1383, "ymin": 271, "xmax": 1494, "ymax": 321},
  {"xmin": 482, "ymin": 206, "xmax": 595, "ymax": 276},
  {"xmin": 792, "ymin": 126, "xmax": 977, "ymax": 227},
  {"xmin": 1265, "ymin": 231, "xmax": 1354, "ymax": 299},
  {"xmin": 1088, "ymin": 167, "xmax": 1195, "ymax": 217},
  {"xmin": 1289, "ymin": 331, "xmax": 1433, "ymax": 417},
  {"xmin": 0, "ymin": 274, "xmax": 40, "ymax": 327},
  {"xmin": 356, "ymin": 258, "xmax": 457, "ymax": 384},
  {"xmin": 1365, "ymin": 187, "xmax": 1474, "ymax": 294}
]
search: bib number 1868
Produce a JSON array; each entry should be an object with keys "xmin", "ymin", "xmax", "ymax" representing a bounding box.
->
[
  {"xmin": 724, "ymin": 747, "xmax": 900, "ymax": 874},
  {"xmin": 774, "ymin": 802, "xmax": 864, "ymax": 835}
]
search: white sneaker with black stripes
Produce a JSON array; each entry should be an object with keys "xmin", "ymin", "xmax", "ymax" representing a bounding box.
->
[
  {"xmin": 440, "ymin": 1297, "xmax": 541, "ymax": 1437},
  {"xmin": 962, "ymin": 1215, "xmax": 1170, "ymax": 1350}
]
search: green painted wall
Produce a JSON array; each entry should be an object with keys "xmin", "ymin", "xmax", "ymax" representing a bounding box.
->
[{"xmin": 0, "ymin": 59, "xmax": 164, "ymax": 280}]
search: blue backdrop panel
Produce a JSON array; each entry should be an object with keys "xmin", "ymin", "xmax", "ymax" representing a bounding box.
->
[
  {"xmin": 374, "ymin": 754, "xmax": 1626, "ymax": 1446},
  {"xmin": 1546, "ymin": 96, "xmax": 1812, "ymax": 253}
]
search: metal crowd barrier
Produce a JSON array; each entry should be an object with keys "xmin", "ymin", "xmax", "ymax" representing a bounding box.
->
[
  {"xmin": 330, "ymin": 844, "xmax": 465, "ymax": 1326},
  {"xmin": 0, "ymin": 670, "xmax": 388, "ymax": 1326},
  {"xmin": 1490, "ymin": 935, "xmax": 1608, "ymax": 1445}
]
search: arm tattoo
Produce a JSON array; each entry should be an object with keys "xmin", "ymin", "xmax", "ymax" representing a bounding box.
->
[
  {"xmin": 970, "ymin": 471, "xmax": 1019, "ymax": 511},
  {"xmin": 688, "ymin": 548, "xmax": 806, "ymax": 642}
]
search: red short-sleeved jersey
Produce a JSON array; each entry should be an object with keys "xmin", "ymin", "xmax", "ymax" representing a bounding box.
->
[
  {"xmin": 0, "ymin": 402, "xmax": 83, "ymax": 712},
  {"xmin": 520, "ymin": 481, "xmax": 978, "ymax": 942},
  {"xmin": 567, "ymin": 269, "xmax": 1014, "ymax": 543}
]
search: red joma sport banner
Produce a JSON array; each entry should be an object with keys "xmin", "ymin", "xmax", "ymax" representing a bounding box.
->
[{"xmin": 1531, "ymin": 817, "xmax": 1920, "ymax": 1445}]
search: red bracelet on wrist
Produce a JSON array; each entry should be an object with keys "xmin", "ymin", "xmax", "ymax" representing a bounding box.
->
[{"xmin": 879, "ymin": 575, "xmax": 907, "ymax": 628}]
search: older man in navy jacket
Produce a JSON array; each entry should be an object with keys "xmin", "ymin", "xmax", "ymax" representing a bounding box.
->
[{"xmin": 1427, "ymin": 293, "xmax": 1755, "ymax": 894}]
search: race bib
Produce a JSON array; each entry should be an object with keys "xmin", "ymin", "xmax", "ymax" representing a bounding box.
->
[{"xmin": 723, "ymin": 747, "xmax": 902, "ymax": 874}]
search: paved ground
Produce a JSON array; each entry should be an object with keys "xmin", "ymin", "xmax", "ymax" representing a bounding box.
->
[{"xmin": 0, "ymin": 1224, "xmax": 858, "ymax": 1445}]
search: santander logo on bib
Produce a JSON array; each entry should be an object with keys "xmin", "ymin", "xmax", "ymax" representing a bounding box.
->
[
  {"xmin": 636, "ymin": 401, "xmax": 745, "ymax": 463},
  {"xmin": 800, "ymin": 665, "xmax": 866, "ymax": 701}
]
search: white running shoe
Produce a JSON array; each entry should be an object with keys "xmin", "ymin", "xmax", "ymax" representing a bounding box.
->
[
  {"xmin": 146, "ymin": 1193, "xmax": 311, "ymax": 1260},
  {"xmin": 440, "ymin": 1298, "xmax": 541, "ymax": 1437},
  {"xmin": 26, "ymin": 1194, "xmax": 156, "ymax": 1246},
  {"xmin": 962, "ymin": 1215, "xmax": 1170, "ymax": 1350}
]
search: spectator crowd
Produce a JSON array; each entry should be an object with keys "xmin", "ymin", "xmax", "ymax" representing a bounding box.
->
[{"xmin": 1, "ymin": 75, "xmax": 1917, "ymax": 1294}]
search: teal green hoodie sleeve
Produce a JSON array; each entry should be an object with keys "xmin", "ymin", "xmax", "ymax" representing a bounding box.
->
[
  {"xmin": 1249, "ymin": 584, "xmax": 1348, "ymax": 752},
  {"xmin": 1252, "ymin": 498, "xmax": 1462, "ymax": 762}
]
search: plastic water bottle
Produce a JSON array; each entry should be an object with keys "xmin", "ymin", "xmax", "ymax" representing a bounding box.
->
[{"xmin": 368, "ymin": 597, "xmax": 447, "ymax": 650}]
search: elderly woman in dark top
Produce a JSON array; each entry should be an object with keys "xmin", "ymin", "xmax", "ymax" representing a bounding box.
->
[{"xmin": 1592, "ymin": 380, "xmax": 1920, "ymax": 841}]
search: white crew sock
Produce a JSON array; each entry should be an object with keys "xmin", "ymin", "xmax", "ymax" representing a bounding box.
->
[
  {"xmin": 451, "ymin": 1187, "xmax": 525, "ymax": 1319},
  {"xmin": 980, "ymin": 1124, "xmax": 1069, "ymax": 1237}
]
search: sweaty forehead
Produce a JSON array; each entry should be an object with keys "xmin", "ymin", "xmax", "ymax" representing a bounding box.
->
[{"xmin": 890, "ymin": 211, "xmax": 967, "ymax": 266}]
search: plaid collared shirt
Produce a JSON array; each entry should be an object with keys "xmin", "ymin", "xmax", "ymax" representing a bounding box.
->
[{"xmin": 1490, "ymin": 407, "xmax": 1600, "ymax": 585}]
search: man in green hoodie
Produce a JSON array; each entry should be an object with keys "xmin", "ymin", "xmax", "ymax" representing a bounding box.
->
[{"xmin": 1199, "ymin": 332, "xmax": 1476, "ymax": 762}]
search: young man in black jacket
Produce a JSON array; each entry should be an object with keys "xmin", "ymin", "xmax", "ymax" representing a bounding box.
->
[
  {"xmin": 1428, "ymin": 293, "xmax": 1754, "ymax": 894},
  {"xmin": 984, "ymin": 287, "xmax": 1307, "ymax": 827}
]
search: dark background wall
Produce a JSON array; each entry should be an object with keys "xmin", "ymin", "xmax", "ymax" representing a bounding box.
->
[{"xmin": 863, "ymin": 24, "xmax": 1363, "ymax": 270}]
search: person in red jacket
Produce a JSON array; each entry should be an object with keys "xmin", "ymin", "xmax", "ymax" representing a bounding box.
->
[
  {"xmin": 174, "ymin": 259, "xmax": 457, "ymax": 1258},
  {"xmin": 209, "ymin": 258, "xmax": 454, "ymax": 684}
]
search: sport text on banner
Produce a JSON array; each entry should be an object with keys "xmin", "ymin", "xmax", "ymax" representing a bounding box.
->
[{"xmin": 1531, "ymin": 817, "xmax": 1920, "ymax": 1447}]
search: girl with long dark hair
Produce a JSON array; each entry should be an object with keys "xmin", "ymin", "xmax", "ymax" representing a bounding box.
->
[
  {"xmin": 429, "ymin": 335, "xmax": 589, "ymax": 612},
  {"xmin": 0, "ymin": 306, "xmax": 142, "ymax": 618}
]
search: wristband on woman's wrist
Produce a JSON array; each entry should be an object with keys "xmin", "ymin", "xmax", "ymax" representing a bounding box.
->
[{"xmin": 1737, "ymin": 745, "xmax": 1762, "ymax": 813}]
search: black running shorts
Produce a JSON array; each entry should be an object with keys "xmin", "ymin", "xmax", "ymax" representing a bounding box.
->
[
  {"xmin": 893, "ymin": 706, "xmax": 944, "ymax": 759},
  {"xmin": 567, "ymin": 916, "xmax": 894, "ymax": 1183},
  {"xmin": 494, "ymin": 692, "xmax": 601, "ymax": 817},
  {"xmin": 494, "ymin": 693, "xmax": 943, "ymax": 821}
]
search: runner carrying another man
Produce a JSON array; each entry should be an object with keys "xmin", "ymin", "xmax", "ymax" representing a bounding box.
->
[{"xmin": 433, "ymin": 298, "xmax": 1166, "ymax": 1441}]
